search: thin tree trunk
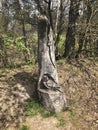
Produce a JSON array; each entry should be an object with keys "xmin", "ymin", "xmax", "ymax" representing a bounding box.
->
[
  {"xmin": 55, "ymin": 0, "xmax": 64, "ymax": 59},
  {"xmin": 0, "ymin": 38, "xmax": 8, "ymax": 67},
  {"xmin": 76, "ymin": 1, "xmax": 93, "ymax": 58},
  {"xmin": 64, "ymin": 0, "xmax": 79, "ymax": 59},
  {"xmin": 22, "ymin": 20, "xmax": 29, "ymax": 62},
  {"xmin": 75, "ymin": 32, "xmax": 84, "ymax": 58},
  {"xmin": 54, "ymin": 0, "xmax": 59, "ymax": 34}
]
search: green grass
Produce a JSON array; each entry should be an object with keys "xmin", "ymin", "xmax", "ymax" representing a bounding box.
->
[
  {"xmin": 19, "ymin": 125, "xmax": 30, "ymax": 130},
  {"xmin": 56, "ymin": 113, "xmax": 67, "ymax": 127},
  {"xmin": 68, "ymin": 110, "xmax": 76, "ymax": 117},
  {"xmin": 58, "ymin": 35, "xmax": 65, "ymax": 55},
  {"xmin": 67, "ymin": 110, "xmax": 80, "ymax": 127},
  {"xmin": 24, "ymin": 98, "xmax": 67, "ymax": 127},
  {"xmin": 24, "ymin": 98, "xmax": 56, "ymax": 118},
  {"xmin": 56, "ymin": 59, "xmax": 64, "ymax": 65}
]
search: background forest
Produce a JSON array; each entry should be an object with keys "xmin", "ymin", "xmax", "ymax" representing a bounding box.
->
[
  {"xmin": 0, "ymin": 0, "xmax": 98, "ymax": 67},
  {"xmin": 0, "ymin": 0, "xmax": 98, "ymax": 130}
]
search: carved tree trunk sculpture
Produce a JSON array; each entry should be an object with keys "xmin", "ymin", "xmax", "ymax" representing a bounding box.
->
[{"xmin": 37, "ymin": 15, "xmax": 67, "ymax": 113}]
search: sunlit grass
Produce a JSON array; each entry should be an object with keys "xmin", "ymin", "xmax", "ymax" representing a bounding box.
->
[
  {"xmin": 24, "ymin": 98, "xmax": 56, "ymax": 118},
  {"xmin": 24, "ymin": 98, "xmax": 67, "ymax": 127},
  {"xmin": 19, "ymin": 125, "xmax": 30, "ymax": 130}
]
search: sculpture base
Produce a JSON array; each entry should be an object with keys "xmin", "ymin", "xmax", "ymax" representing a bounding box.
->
[{"xmin": 38, "ymin": 89, "xmax": 67, "ymax": 113}]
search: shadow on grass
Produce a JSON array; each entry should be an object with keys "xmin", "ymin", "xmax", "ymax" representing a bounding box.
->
[
  {"xmin": 0, "ymin": 70, "xmax": 67, "ymax": 130},
  {"xmin": 0, "ymin": 71, "xmax": 39, "ymax": 130},
  {"xmin": 14, "ymin": 71, "xmax": 38, "ymax": 98},
  {"xmin": 14, "ymin": 72, "xmax": 57, "ymax": 118},
  {"xmin": 14, "ymin": 72, "xmax": 56, "ymax": 117},
  {"xmin": 24, "ymin": 98, "xmax": 56, "ymax": 118}
]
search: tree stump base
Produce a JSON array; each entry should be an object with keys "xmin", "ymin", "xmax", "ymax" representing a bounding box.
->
[{"xmin": 38, "ymin": 89, "xmax": 67, "ymax": 113}]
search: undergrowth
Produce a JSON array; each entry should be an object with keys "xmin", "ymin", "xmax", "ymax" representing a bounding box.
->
[
  {"xmin": 19, "ymin": 125, "xmax": 30, "ymax": 130},
  {"xmin": 24, "ymin": 98, "xmax": 56, "ymax": 118},
  {"xmin": 24, "ymin": 98, "xmax": 66, "ymax": 126}
]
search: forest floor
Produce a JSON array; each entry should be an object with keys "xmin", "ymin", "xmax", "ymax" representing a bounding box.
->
[{"xmin": 0, "ymin": 59, "xmax": 98, "ymax": 130}]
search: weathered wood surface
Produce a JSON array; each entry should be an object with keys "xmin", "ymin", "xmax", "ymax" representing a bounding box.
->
[{"xmin": 37, "ymin": 15, "xmax": 67, "ymax": 112}]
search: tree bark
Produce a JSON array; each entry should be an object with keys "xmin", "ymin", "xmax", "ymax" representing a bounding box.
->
[
  {"xmin": 55, "ymin": 0, "xmax": 64, "ymax": 59},
  {"xmin": 64, "ymin": 0, "xmax": 79, "ymax": 59},
  {"xmin": 22, "ymin": 20, "xmax": 30, "ymax": 62},
  {"xmin": 0, "ymin": 37, "xmax": 8, "ymax": 67},
  {"xmin": 37, "ymin": 15, "xmax": 67, "ymax": 113}
]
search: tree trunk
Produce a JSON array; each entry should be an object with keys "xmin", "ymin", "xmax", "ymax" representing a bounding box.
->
[
  {"xmin": 37, "ymin": 15, "xmax": 67, "ymax": 113},
  {"xmin": 76, "ymin": 1, "xmax": 93, "ymax": 58},
  {"xmin": 55, "ymin": 0, "xmax": 64, "ymax": 60},
  {"xmin": 22, "ymin": 20, "xmax": 30, "ymax": 62},
  {"xmin": 64, "ymin": 0, "xmax": 79, "ymax": 59},
  {"xmin": 0, "ymin": 38, "xmax": 8, "ymax": 67},
  {"xmin": 75, "ymin": 32, "xmax": 84, "ymax": 58}
]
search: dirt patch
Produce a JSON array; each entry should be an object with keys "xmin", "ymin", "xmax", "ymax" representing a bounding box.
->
[
  {"xmin": 58, "ymin": 59, "xmax": 98, "ymax": 130},
  {"xmin": 0, "ymin": 65, "xmax": 38, "ymax": 129},
  {"xmin": 0, "ymin": 60, "xmax": 98, "ymax": 130}
]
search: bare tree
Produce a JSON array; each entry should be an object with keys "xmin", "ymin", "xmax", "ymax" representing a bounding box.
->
[
  {"xmin": 64, "ymin": 0, "xmax": 80, "ymax": 59},
  {"xmin": 55, "ymin": 0, "xmax": 69, "ymax": 59},
  {"xmin": 76, "ymin": 0, "xmax": 98, "ymax": 58},
  {"xmin": 36, "ymin": 0, "xmax": 67, "ymax": 112},
  {"xmin": 0, "ymin": 0, "xmax": 10, "ymax": 67}
]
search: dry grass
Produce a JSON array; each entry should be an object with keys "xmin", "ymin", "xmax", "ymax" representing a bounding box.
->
[{"xmin": 0, "ymin": 59, "xmax": 98, "ymax": 130}]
